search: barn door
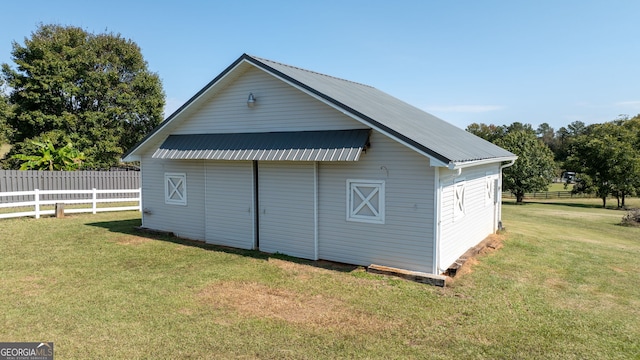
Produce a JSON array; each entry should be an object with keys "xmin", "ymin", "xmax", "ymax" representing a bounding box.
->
[
  {"xmin": 205, "ymin": 161, "xmax": 255, "ymax": 249},
  {"xmin": 258, "ymin": 162, "xmax": 316, "ymax": 260}
]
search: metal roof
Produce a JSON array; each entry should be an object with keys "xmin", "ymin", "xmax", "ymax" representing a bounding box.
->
[
  {"xmin": 152, "ymin": 129, "xmax": 370, "ymax": 161},
  {"xmin": 247, "ymin": 55, "xmax": 516, "ymax": 166},
  {"xmin": 123, "ymin": 54, "xmax": 516, "ymax": 167}
]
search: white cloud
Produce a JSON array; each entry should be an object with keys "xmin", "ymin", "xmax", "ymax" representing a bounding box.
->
[{"xmin": 425, "ymin": 105, "xmax": 505, "ymax": 113}]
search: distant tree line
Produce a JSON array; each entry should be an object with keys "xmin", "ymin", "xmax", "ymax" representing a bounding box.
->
[{"xmin": 467, "ymin": 116, "xmax": 640, "ymax": 208}]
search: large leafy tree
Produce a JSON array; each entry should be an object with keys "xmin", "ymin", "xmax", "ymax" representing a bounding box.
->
[
  {"xmin": 1, "ymin": 24, "xmax": 164, "ymax": 169},
  {"xmin": 566, "ymin": 119, "xmax": 640, "ymax": 208},
  {"xmin": 495, "ymin": 130, "xmax": 556, "ymax": 203}
]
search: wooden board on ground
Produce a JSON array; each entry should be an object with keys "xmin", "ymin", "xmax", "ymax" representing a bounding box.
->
[{"xmin": 368, "ymin": 264, "xmax": 447, "ymax": 287}]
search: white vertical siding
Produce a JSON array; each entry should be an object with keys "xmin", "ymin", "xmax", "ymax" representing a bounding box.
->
[
  {"xmin": 137, "ymin": 67, "xmax": 442, "ymax": 272},
  {"xmin": 138, "ymin": 66, "xmax": 365, "ymax": 241},
  {"xmin": 175, "ymin": 66, "xmax": 367, "ymax": 134},
  {"xmin": 205, "ymin": 161, "xmax": 255, "ymax": 249},
  {"xmin": 318, "ymin": 131, "xmax": 435, "ymax": 273},
  {"xmin": 140, "ymin": 155, "xmax": 206, "ymax": 241},
  {"xmin": 258, "ymin": 162, "xmax": 316, "ymax": 259},
  {"xmin": 438, "ymin": 164, "xmax": 500, "ymax": 271}
]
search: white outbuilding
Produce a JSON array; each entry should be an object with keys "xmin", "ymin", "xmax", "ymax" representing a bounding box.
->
[{"xmin": 123, "ymin": 54, "xmax": 516, "ymax": 275}]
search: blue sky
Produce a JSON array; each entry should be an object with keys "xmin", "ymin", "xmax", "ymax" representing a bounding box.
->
[{"xmin": 1, "ymin": 0, "xmax": 639, "ymax": 130}]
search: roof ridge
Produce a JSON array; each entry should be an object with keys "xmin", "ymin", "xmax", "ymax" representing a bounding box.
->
[{"xmin": 249, "ymin": 55, "xmax": 375, "ymax": 89}]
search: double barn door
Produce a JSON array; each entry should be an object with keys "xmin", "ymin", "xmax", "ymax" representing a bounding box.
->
[{"xmin": 205, "ymin": 161, "xmax": 316, "ymax": 260}]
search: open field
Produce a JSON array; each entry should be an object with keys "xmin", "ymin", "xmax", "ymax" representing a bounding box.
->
[{"xmin": 1, "ymin": 200, "xmax": 639, "ymax": 359}]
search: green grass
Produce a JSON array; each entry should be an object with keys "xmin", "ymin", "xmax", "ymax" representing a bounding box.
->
[
  {"xmin": 547, "ymin": 182, "xmax": 574, "ymax": 192},
  {"xmin": 1, "ymin": 202, "xmax": 639, "ymax": 359}
]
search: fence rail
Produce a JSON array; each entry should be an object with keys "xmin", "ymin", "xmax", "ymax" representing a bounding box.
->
[
  {"xmin": 0, "ymin": 188, "xmax": 141, "ymax": 219},
  {"xmin": 502, "ymin": 191, "xmax": 594, "ymax": 199}
]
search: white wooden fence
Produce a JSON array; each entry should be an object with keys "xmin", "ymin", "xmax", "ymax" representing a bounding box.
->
[{"xmin": 0, "ymin": 188, "xmax": 141, "ymax": 219}]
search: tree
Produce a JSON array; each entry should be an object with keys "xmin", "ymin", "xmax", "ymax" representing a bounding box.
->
[
  {"xmin": 567, "ymin": 120, "xmax": 587, "ymax": 136},
  {"xmin": 0, "ymin": 78, "xmax": 12, "ymax": 144},
  {"xmin": 12, "ymin": 138, "xmax": 85, "ymax": 170},
  {"xmin": 465, "ymin": 122, "xmax": 506, "ymax": 142},
  {"xmin": 505, "ymin": 122, "xmax": 535, "ymax": 135},
  {"xmin": 536, "ymin": 122, "xmax": 558, "ymax": 155},
  {"xmin": 554, "ymin": 126, "xmax": 571, "ymax": 162},
  {"xmin": 1, "ymin": 24, "xmax": 164, "ymax": 169},
  {"xmin": 566, "ymin": 120, "xmax": 640, "ymax": 208},
  {"xmin": 495, "ymin": 130, "xmax": 556, "ymax": 203},
  {"xmin": 536, "ymin": 122, "xmax": 554, "ymax": 139},
  {"xmin": 604, "ymin": 119, "xmax": 640, "ymax": 208}
]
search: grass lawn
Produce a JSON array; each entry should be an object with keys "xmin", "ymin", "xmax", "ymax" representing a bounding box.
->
[
  {"xmin": 1, "ymin": 200, "xmax": 639, "ymax": 359},
  {"xmin": 547, "ymin": 182, "xmax": 574, "ymax": 192}
]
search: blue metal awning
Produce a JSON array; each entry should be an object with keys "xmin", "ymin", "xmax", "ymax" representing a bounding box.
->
[{"xmin": 152, "ymin": 129, "xmax": 370, "ymax": 161}]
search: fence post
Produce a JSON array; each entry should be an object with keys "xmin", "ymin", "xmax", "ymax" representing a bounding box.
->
[
  {"xmin": 34, "ymin": 188, "xmax": 40, "ymax": 219},
  {"xmin": 138, "ymin": 188, "xmax": 142, "ymax": 212},
  {"xmin": 92, "ymin": 188, "xmax": 97, "ymax": 214}
]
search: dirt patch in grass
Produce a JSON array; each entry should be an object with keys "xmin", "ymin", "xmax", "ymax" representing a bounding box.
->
[
  {"xmin": 14, "ymin": 276, "xmax": 48, "ymax": 297},
  {"xmin": 268, "ymin": 258, "xmax": 391, "ymax": 288},
  {"xmin": 267, "ymin": 258, "xmax": 352, "ymax": 281},
  {"xmin": 268, "ymin": 258, "xmax": 330, "ymax": 274},
  {"xmin": 610, "ymin": 266, "xmax": 626, "ymax": 273},
  {"xmin": 198, "ymin": 281, "xmax": 396, "ymax": 332},
  {"xmin": 268, "ymin": 258, "xmax": 361, "ymax": 274},
  {"xmin": 544, "ymin": 276, "xmax": 569, "ymax": 290}
]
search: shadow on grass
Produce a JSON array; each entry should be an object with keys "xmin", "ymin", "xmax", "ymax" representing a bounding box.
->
[
  {"xmin": 502, "ymin": 200, "xmax": 615, "ymax": 210},
  {"xmin": 86, "ymin": 219, "xmax": 360, "ymax": 273}
]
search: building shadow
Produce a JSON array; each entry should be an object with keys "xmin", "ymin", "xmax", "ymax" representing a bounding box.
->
[
  {"xmin": 502, "ymin": 200, "xmax": 610, "ymax": 210},
  {"xmin": 86, "ymin": 219, "xmax": 360, "ymax": 273}
]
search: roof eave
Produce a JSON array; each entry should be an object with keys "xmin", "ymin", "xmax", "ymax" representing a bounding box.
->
[{"xmin": 447, "ymin": 155, "xmax": 518, "ymax": 170}]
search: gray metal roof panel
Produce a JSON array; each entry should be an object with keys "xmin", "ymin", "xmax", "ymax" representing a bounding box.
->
[
  {"xmin": 152, "ymin": 129, "xmax": 370, "ymax": 162},
  {"xmin": 248, "ymin": 56, "xmax": 515, "ymax": 164},
  {"xmin": 124, "ymin": 54, "xmax": 516, "ymax": 165}
]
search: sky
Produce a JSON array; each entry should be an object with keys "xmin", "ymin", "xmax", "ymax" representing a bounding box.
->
[{"xmin": 1, "ymin": 0, "xmax": 639, "ymax": 130}]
